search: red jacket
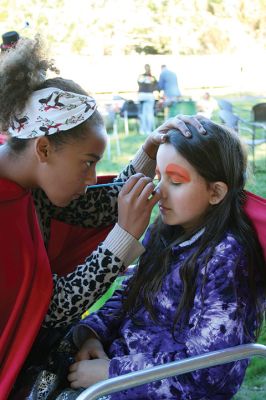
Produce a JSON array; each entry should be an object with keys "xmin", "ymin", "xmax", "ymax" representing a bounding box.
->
[
  {"xmin": 0, "ymin": 175, "xmax": 115, "ymax": 399},
  {"xmin": 0, "ymin": 178, "xmax": 53, "ymax": 399}
]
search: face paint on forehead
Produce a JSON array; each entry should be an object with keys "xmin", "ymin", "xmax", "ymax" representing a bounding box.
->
[{"xmin": 165, "ymin": 163, "xmax": 191, "ymax": 183}]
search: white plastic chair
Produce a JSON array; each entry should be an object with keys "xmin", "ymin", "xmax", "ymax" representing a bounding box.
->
[
  {"xmin": 219, "ymin": 109, "xmax": 266, "ymax": 171},
  {"xmin": 119, "ymin": 100, "xmax": 139, "ymax": 136}
]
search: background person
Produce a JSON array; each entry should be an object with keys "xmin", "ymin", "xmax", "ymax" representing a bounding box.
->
[
  {"xmin": 137, "ymin": 64, "xmax": 157, "ymax": 135},
  {"xmin": 196, "ymin": 91, "xmax": 218, "ymax": 119},
  {"xmin": 158, "ymin": 64, "xmax": 181, "ymax": 106}
]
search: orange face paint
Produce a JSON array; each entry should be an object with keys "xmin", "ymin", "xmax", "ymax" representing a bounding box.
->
[{"xmin": 165, "ymin": 163, "xmax": 191, "ymax": 183}]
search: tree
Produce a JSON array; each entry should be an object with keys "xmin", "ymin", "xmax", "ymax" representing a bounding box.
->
[{"xmin": 0, "ymin": 0, "xmax": 265, "ymax": 56}]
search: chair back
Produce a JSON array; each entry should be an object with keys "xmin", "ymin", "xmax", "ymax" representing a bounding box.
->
[
  {"xmin": 219, "ymin": 109, "xmax": 239, "ymax": 131},
  {"xmin": 120, "ymin": 100, "xmax": 139, "ymax": 118},
  {"xmin": 252, "ymin": 103, "xmax": 266, "ymax": 123},
  {"xmin": 217, "ymin": 99, "xmax": 233, "ymax": 112}
]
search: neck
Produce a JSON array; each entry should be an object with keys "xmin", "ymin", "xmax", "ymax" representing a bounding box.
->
[{"xmin": 0, "ymin": 144, "xmax": 38, "ymax": 188}]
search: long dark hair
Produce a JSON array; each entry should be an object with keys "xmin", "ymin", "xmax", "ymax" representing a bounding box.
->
[{"xmin": 123, "ymin": 119, "xmax": 265, "ymax": 338}]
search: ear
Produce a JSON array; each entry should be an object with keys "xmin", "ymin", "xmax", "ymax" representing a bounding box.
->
[
  {"xmin": 35, "ymin": 136, "xmax": 51, "ymax": 163},
  {"xmin": 209, "ymin": 181, "xmax": 228, "ymax": 205}
]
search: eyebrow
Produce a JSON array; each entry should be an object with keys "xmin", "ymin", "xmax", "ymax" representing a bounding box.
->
[
  {"xmin": 165, "ymin": 163, "xmax": 191, "ymax": 182},
  {"xmin": 84, "ymin": 153, "xmax": 101, "ymax": 161}
]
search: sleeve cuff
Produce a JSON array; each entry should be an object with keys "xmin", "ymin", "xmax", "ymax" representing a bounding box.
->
[
  {"xmin": 131, "ymin": 146, "xmax": 156, "ymax": 179},
  {"xmin": 72, "ymin": 324, "xmax": 101, "ymax": 349},
  {"xmin": 103, "ymin": 223, "xmax": 145, "ymax": 266}
]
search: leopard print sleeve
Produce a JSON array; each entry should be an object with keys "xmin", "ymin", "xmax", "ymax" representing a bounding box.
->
[{"xmin": 44, "ymin": 243, "xmax": 126, "ymax": 327}]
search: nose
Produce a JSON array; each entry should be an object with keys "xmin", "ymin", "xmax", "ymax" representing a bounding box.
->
[
  {"xmin": 156, "ymin": 180, "xmax": 167, "ymax": 198},
  {"xmin": 84, "ymin": 168, "xmax": 97, "ymax": 186}
]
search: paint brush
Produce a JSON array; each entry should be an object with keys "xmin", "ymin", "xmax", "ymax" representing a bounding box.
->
[
  {"xmin": 87, "ymin": 181, "xmax": 124, "ymax": 189},
  {"xmin": 87, "ymin": 179, "xmax": 159, "ymax": 190}
]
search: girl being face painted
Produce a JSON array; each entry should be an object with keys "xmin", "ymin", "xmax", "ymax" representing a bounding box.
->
[{"xmin": 156, "ymin": 143, "xmax": 215, "ymax": 232}]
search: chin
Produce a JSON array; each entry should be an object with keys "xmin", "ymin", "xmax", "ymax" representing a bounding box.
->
[
  {"xmin": 50, "ymin": 198, "xmax": 72, "ymax": 208},
  {"xmin": 161, "ymin": 216, "xmax": 177, "ymax": 225}
]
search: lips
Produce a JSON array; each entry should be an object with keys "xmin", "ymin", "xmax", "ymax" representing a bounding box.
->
[
  {"xmin": 72, "ymin": 188, "xmax": 87, "ymax": 200},
  {"xmin": 159, "ymin": 204, "xmax": 171, "ymax": 212}
]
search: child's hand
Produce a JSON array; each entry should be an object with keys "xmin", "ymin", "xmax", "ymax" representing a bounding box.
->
[
  {"xmin": 68, "ymin": 359, "xmax": 110, "ymax": 389},
  {"xmin": 118, "ymin": 173, "xmax": 161, "ymax": 240},
  {"xmin": 143, "ymin": 115, "xmax": 207, "ymax": 159},
  {"xmin": 76, "ymin": 337, "xmax": 109, "ymax": 361}
]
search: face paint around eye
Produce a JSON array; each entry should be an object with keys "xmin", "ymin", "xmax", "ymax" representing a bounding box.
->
[{"xmin": 165, "ymin": 163, "xmax": 191, "ymax": 183}]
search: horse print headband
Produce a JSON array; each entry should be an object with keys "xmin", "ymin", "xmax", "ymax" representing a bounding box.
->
[{"xmin": 8, "ymin": 87, "xmax": 97, "ymax": 139}]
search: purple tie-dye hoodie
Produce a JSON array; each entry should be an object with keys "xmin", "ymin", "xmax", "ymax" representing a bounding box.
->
[{"xmin": 73, "ymin": 229, "xmax": 259, "ymax": 399}]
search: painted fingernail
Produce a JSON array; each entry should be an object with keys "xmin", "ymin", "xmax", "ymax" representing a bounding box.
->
[{"xmin": 199, "ymin": 127, "xmax": 207, "ymax": 134}]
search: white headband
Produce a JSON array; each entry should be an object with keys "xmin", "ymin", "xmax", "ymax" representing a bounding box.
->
[{"xmin": 8, "ymin": 87, "xmax": 97, "ymax": 139}]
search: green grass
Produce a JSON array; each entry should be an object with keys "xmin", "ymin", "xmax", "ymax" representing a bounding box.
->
[
  {"xmin": 96, "ymin": 100, "xmax": 266, "ymax": 399},
  {"xmin": 233, "ymin": 325, "xmax": 266, "ymax": 400}
]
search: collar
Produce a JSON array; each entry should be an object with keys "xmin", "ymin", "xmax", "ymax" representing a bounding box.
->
[
  {"xmin": 178, "ymin": 228, "xmax": 205, "ymax": 248},
  {"xmin": 160, "ymin": 227, "xmax": 205, "ymax": 250}
]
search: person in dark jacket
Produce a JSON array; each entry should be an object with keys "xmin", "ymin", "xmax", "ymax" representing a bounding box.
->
[{"xmin": 137, "ymin": 64, "xmax": 157, "ymax": 135}]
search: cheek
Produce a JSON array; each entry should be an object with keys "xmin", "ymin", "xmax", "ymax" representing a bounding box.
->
[
  {"xmin": 79, "ymin": 165, "xmax": 88, "ymax": 178},
  {"xmin": 52, "ymin": 163, "xmax": 81, "ymax": 189},
  {"xmin": 170, "ymin": 183, "xmax": 204, "ymax": 205}
]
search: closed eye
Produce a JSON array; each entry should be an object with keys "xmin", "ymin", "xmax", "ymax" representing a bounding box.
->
[{"xmin": 171, "ymin": 181, "xmax": 182, "ymax": 186}]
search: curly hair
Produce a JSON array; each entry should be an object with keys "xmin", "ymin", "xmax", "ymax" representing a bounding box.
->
[
  {"xmin": 0, "ymin": 35, "xmax": 104, "ymax": 152},
  {"xmin": 0, "ymin": 35, "xmax": 58, "ymax": 131}
]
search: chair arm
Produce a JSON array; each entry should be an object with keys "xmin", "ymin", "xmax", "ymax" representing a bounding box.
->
[{"xmin": 76, "ymin": 343, "xmax": 266, "ymax": 400}]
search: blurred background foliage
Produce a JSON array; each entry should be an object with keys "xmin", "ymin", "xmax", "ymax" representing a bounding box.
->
[{"xmin": 1, "ymin": 0, "xmax": 266, "ymax": 57}]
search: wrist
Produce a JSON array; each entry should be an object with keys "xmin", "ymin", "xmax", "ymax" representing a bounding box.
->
[{"xmin": 142, "ymin": 140, "xmax": 158, "ymax": 160}]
